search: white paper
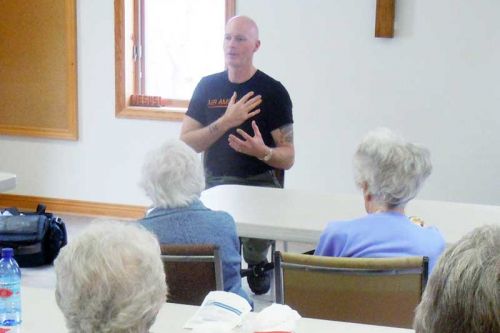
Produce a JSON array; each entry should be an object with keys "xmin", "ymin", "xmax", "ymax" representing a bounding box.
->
[
  {"xmin": 242, "ymin": 303, "xmax": 301, "ymax": 333},
  {"xmin": 184, "ymin": 291, "xmax": 252, "ymax": 330}
]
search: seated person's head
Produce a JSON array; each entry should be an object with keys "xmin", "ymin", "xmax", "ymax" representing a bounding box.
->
[
  {"xmin": 353, "ymin": 128, "xmax": 432, "ymax": 213},
  {"xmin": 54, "ymin": 220, "xmax": 166, "ymax": 333},
  {"xmin": 140, "ymin": 139, "xmax": 205, "ymax": 209},
  {"xmin": 414, "ymin": 224, "xmax": 500, "ymax": 333}
]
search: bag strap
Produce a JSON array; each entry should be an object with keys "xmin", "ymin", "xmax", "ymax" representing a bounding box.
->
[{"xmin": 36, "ymin": 204, "xmax": 47, "ymax": 215}]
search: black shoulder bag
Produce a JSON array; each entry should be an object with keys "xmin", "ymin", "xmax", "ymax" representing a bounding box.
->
[{"xmin": 0, "ymin": 204, "xmax": 67, "ymax": 267}]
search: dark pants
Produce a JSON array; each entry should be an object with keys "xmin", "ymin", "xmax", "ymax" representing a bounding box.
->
[{"xmin": 206, "ymin": 170, "xmax": 282, "ymax": 265}]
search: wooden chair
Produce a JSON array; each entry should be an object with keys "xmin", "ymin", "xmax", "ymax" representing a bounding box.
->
[
  {"xmin": 274, "ymin": 251, "xmax": 428, "ymax": 328},
  {"xmin": 160, "ymin": 244, "xmax": 223, "ymax": 305}
]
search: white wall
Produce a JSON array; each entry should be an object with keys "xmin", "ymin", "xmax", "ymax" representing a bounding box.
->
[{"xmin": 0, "ymin": 0, "xmax": 499, "ymax": 206}]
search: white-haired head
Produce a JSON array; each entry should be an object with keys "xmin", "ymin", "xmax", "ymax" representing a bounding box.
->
[
  {"xmin": 353, "ymin": 128, "xmax": 432, "ymax": 208},
  {"xmin": 54, "ymin": 220, "xmax": 166, "ymax": 333},
  {"xmin": 140, "ymin": 139, "xmax": 205, "ymax": 209},
  {"xmin": 414, "ymin": 224, "xmax": 500, "ymax": 333}
]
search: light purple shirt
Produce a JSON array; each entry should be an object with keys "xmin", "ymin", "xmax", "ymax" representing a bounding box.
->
[{"xmin": 315, "ymin": 212, "xmax": 446, "ymax": 273}]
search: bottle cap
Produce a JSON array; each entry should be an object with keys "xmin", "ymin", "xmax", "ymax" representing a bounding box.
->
[{"xmin": 1, "ymin": 248, "xmax": 14, "ymax": 259}]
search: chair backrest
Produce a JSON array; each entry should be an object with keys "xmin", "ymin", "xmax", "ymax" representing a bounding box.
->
[
  {"xmin": 160, "ymin": 244, "xmax": 223, "ymax": 305},
  {"xmin": 274, "ymin": 169, "xmax": 285, "ymax": 188},
  {"xmin": 274, "ymin": 251, "xmax": 428, "ymax": 328}
]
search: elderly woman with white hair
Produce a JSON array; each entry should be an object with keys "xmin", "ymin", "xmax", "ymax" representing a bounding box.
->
[
  {"xmin": 54, "ymin": 221, "xmax": 166, "ymax": 333},
  {"xmin": 315, "ymin": 128, "xmax": 445, "ymax": 272},
  {"xmin": 138, "ymin": 139, "xmax": 250, "ymax": 304},
  {"xmin": 413, "ymin": 224, "xmax": 500, "ymax": 333}
]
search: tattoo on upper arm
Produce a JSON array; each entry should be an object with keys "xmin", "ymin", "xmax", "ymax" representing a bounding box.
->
[{"xmin": 278, "ymin": 124, "xmax": 294, "ymax": 144}]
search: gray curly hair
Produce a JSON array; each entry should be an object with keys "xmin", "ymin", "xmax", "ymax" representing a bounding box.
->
[
  {"xmin": 54, "ymin": 220, "xmax": 167, "ymax": 333},
  {"xmin": 140, "ymin": 139, "xmax": 205, "ymax": 209},
  {"xmin": 413, "ymin": 224, "xmax": 500, "ymax": 333},
  {"xmin": 353, "ymin": 128, "xmax": 432, "ymax": 208}
]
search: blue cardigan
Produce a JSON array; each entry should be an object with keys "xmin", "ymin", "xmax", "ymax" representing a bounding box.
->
[{"xmin": 138, "ymin": 199, "xmax": 250, "ymax": 304}]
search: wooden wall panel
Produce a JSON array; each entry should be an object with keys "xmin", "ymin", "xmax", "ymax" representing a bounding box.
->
[{"xmin": 0, "ymin": 0, "xmax": 78, "ymax": 140}]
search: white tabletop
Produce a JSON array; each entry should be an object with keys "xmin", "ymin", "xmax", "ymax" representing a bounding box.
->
[
  {"xmin": 0, "ymin": 172, "xmax": 16, "ymax": 192},
  {"xmin": 201, "ymin": 185, "xmax": 500, "ymax": 244},
  {"xmin": 21, "ymin": 287, "xmax": 413, "ymax": 333}
]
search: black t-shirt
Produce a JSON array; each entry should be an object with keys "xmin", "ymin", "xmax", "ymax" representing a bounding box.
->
[{"xmin": 186, "ymin": 70, "xmax": 293, "ymax": 178}]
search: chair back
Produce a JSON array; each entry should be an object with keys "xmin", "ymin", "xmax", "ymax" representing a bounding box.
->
[
  {"xmin": 161, "ymin": 244, "xmax": 223, "ymax": 305},
  {"xmin": 274, "ymin": 169, "xmax": 285, "ymax": 188},
  {"xmin": 274, "ymin": 251, "xmax": 428, "ymax": 328}
]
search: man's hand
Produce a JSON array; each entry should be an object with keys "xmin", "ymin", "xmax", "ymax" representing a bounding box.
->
[
  {"xmin": 180, "ymin": 92, "xmax": 261, "ymax": 153},
  {"xmin": 229, "ymin": 121, "xmax": 295, "ymax": 170},
  {"xmin": 228, "ymin": 120, "xmax": 269, "ymax": 158},
  {"xmin": 221, "ymin": 92, "xmax": 262, "ymax": 129}
]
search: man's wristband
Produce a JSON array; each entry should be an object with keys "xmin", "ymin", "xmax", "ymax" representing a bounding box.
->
[{"xmin": 259, "ymin": 148, "xmax": 273, "ymax": 162}]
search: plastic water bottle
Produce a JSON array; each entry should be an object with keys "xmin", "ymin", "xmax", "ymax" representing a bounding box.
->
[{"xmin": 0, "ymin": 248, "xmax": 21, "ymax": 331}]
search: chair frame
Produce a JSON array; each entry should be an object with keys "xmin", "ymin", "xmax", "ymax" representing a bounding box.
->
[
  {"xmin": 160, "ymin": 244, "xmax": 224, "ymax": 305},
  {"xmin": 274, "ymin": 251, "xmax": 429, "ymax": 328},
  {"xmin": 161, "ymin": 250, "xmax": 223, "ymax": 290}
]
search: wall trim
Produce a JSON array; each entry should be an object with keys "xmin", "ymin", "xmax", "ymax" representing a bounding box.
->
[{"xmin": 0, "ymin": 194, "xmax": 146, "ymax": 220}]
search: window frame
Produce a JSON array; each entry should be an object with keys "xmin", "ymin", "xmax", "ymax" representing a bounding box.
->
[{"xmin": 114, "ymin": 0, "xmax": 235, "ymax": 121}]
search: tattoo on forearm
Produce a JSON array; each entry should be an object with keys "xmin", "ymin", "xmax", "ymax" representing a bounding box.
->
[
  {"xmin": 208, "ymin": 123, "xmax": 219, "ymax": 135},
  {"xmin": 278, "ymin": 124, "xmax": 294, "ymax": 144}
]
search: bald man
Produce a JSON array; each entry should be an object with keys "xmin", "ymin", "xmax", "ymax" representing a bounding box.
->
[{"xmin": 180, "ymin": 16, "xmax": 294, "ymax": 295}]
